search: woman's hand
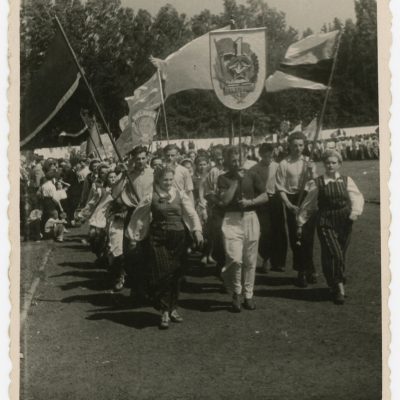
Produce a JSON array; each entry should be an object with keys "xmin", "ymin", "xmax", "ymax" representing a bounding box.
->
[
  {"xmin": 349, "ymin": 212, "xmax": 358, "ymax": 221},
  {"xmin": 193, "ymin": 230, "xmax": 204, "ymax": 248},
  {"xmin": 286, "ymin": 202, "xmax": 299, "ymax": 214}
]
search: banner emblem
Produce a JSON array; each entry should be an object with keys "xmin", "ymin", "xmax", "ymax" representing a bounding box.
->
[
  {"xmin": 132, "ymin": 110, "xmax": 157, "ymax": 144},
  {"xmin": 210, "ymin": 28, "xmax": 267, "ymax": 110}
]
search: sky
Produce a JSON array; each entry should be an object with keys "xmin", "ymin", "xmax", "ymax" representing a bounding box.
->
[{"xmin": 120, "ymin": 0, "xmax": 356, "ymax": 33}]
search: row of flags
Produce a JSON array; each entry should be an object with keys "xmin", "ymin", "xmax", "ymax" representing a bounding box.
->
[{"xmin": 20, "ymin": 22, "xmax": 340, "ymax": 151}]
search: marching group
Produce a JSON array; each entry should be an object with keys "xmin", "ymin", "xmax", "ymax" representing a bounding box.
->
[{"xmin": 20, "ymin": 131, "xmax": 365, "ymax": 329}]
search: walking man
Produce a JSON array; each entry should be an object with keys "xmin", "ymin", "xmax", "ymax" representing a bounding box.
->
[{"xmin": 218, "ymin": 146, "xmax": 268, "ymax": 312}]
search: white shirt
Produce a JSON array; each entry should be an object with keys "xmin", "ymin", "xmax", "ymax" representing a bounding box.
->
[
  {"xmin": 275, "ymin": 156, "xmax": 316, "ymax": 194},
  {"xmin": 173, "ymin": 164, "xmax": 193, "ymax": 193},
  {"xmin": 297, "ymin": 172, "xmax": 364, "ymax": 226}
]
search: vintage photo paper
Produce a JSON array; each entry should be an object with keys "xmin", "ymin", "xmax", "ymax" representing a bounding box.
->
[{"xmin": 8, "ymin": 0, "xmax": 391, "ymax": 398}]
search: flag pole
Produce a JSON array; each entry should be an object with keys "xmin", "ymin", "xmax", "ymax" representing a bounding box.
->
[
  {"xmin": 157, "ymin": 69, "xmax": 170, "ymax": 144},
  {"xmin": 53, "ymin": 15, "xmax": 124, "ymax": 164},
  {"xmin": 93, "ymin": 117, "xmax": 109, "ymax": 158},
  {"xmin": 53, "ymin": 14, "xmax": 137, "ymax": 190},
  {"xmin": 297, "ymin": 30, "xmax": 342, "ymax": 206},
  {"xmin": 79, "ymin": 113, "xmax": 102, "ymax": 161},
  {"xmin": 238, "ymin": 110, "xmax": 242, "ymax": 164}
]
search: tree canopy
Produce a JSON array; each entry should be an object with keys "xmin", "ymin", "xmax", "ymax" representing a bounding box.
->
[{"xmin": 20, "ymin": 0, "xmax": 378, "ymax": 147}]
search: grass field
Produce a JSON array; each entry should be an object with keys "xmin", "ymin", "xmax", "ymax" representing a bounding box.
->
[{"xmin": 21, "ymin": 160, "xmax": 382, "ymax": 400}]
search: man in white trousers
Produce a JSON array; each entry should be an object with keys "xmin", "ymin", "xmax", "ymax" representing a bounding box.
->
[{"xmin": 217, "ymin": 146, "xmax": 269, "ymax": 312}]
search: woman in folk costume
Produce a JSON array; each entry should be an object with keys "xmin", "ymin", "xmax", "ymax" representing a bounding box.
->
[
  {"xmin": 297, "ymin": 150, "xmax": 364, "ymax": 304},
  {"xmin": 126, "ymin": 165, "xmax": 203, "ymax": 329},
  {"xmin": 78, "ymin": 167, "xmax": 113, "ymax": 263}
]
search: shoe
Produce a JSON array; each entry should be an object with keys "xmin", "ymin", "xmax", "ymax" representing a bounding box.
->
[
  {"xmin": 333, "ymin": 283, "xmax": 345, "ymax": 305},
  {"xmin": 159, "ymin": 312, "xmax": 170, "ymax": 329},
  {"xmin": 200, "ymin": 256, "xmax": 207, "ymax": 265},
  {"xmin": 243, "ymin": 297, "xmax": 256, "ymax": 310},
  {"xmin": 306, "ymin": 273, "xmax": 318, "ymax": 284},
  {"xmin": 113, "ymin": 275, "xmax": 125, "ymax": 292},
  {"xmin": 207, "ymin": 256, "xmax": 216, "ymax": 265},
  {"xmin": 333, "ymin": 291, "xmax": 345, "ymax": 305},
  {"xmin": 170, "ymin": 309, "xmax": 184, "ymax": 323},
  {"xmin": 260, "ymin": 260, "xmax": 269, "ymax": 274},
  {"xmin": 297, "ymin": 273, "xmax": 308, "ymax": 288},
  {"xmin": 232, "ymin": 294, "xmax": 241, "ymax": 313}
]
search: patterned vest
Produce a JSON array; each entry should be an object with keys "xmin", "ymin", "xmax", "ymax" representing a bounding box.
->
[{"xmin": 316, "ymin": 175, "xmax": 351, "ymax": 228}]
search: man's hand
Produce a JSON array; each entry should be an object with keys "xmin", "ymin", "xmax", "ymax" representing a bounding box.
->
[
  {"xmin": 236, "ymin": 169, "xmax": 245, "ymax": 179},
  {"xmin": 193, "ymin": 231, "xmax": 204, "ymax": 248},
  {"xmin": 238, "ymin": 199, "xmax": 253, "ymax": 209}
]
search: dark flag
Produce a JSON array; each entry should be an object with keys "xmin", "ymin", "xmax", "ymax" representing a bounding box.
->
[
  {"xmin": 20, "ymin": 28, "xmax": 81, "ymax": 147},
  {"xmin": 265, "ymin": 31, "xmax": 339, "ymax": 92}
]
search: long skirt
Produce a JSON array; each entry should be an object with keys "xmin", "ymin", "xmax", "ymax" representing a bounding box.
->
[
  {"xmin": 317, "ymin": 214, "xmax": 353, "ymax": 288},
  {"xmin": 142, "ymin": 228, "xmax": 186, "ymax": 312}
]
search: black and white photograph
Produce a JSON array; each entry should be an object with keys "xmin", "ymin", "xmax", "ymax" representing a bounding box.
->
[{"xmin": 10, "ymin": 0, "xmax": 390, "ymax": 398}]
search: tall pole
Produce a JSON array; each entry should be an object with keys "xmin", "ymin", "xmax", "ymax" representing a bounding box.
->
[
  {"xmin": 238, "ymin": 110, "xmax": 242, "ymax": 164},
  {"xmin": 53, "ymin": 14, "xmax": 136, "ymax": 189},
  {"xmin": 157, "ymin": 69, "xmax": 170, "ymax": 144},
  {"xmin": 93, "ymin": 117, "xmax": 108, "ymax": 158},
  {"xmin": 297, "ymin": 30, "xmax": 342, "ymax": 205},
  {"xmin": 54, "ymin": 15, "xmax": 123, "ymax": 162}
]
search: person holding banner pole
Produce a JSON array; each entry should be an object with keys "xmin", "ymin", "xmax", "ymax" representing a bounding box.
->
[{"xmin": 275, "ymin": 132, "xmax": 317, "ymax": 288}]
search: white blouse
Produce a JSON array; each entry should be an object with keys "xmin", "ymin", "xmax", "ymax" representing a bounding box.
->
[{"xmin": 297, "ymin": 173, "xmax": 364, "ymax": 226}]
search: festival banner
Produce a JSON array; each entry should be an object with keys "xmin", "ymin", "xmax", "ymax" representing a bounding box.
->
[
  {"xmin": 209, "ymin": 28, "xmax": 267, "ymax": 110},
  {"xmin": 265, "ymin": 30, "xmax": 339, "ymax": 92},
  {"xmin": 20, "ymin": 29, "xmax": 81, "ymax": 147},
  {"xmin": 116, "ymin": 110, "xmax": 158, "ymax": 156}
]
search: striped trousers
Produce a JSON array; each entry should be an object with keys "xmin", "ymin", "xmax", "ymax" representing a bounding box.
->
[{"xmin": 317, "ymin": 221, "xmax": 352, "ymax": 288}]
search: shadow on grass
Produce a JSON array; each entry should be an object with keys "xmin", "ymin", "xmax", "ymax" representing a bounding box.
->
[
  {"xmin": 255, "ymin": 275, "xmax": 296, "ymax": 286},
  {"xmin": 58, "ymin": 261, "xmax": 96, "ymax": 270},
  {"xmin": 61, "ymin": 292, "xmax": 128, "ymax": 307},
  {"xmin": 179, "ymin": 298, "xmax": 231, "ymax": 312},
  {"xmin": 254, "ymin": 287, "xmax": 332, "ymax": 302},
  {"xmin": 180, "ymin": 281, "xmax": 223, "ymax": 294},
  {"xmin": 86, "ymin": 311, "xmax": 160, "ymax": 329},
  {"xmin": 58, "ymin": 271, "xmax": 110, "ymax": 291}
]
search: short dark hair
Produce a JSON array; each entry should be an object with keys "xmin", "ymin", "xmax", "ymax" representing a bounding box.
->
[
  {"xmin": 131, "ymin": 145, "xmax": 148, "ymax": 159},
  {"xmin": 259, "ymin": 143, "xmax": 274, "ymax": 155},
  {"xmin": 223, "ymin": 145, "xmax": 246, "ymax": 163},
  {"xmin": 288, "ymin": 131, "xmax": 306, "ymax": 144},
  {"xmin": 163, "ymin": 144, "xmax": 180, "ymax": 154}
]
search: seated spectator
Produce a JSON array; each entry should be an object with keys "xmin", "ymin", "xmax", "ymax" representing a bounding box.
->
[
  {"xmin": 26, "ymin": 209, "xmax": 43, "ymax": 241},
  {"xmin": 44, "ymin": 210, "xmax": 68, "ymax": 242}
]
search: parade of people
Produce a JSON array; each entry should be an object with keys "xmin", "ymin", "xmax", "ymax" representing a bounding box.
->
[{"xmin": 16, "ymin": 0, "xmax": 383, "ymax": 397}]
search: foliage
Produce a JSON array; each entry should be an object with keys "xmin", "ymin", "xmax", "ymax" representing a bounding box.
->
[{"xmin": 20, "ymin": 0, "xmax": 378, "ymax": 145}]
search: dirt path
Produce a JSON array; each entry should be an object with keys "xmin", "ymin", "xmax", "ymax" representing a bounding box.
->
[{"xmin": 20, "ymin": 202, "xmax": 381, "ymax": 400}]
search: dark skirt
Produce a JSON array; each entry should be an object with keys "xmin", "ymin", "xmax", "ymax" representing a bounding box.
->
[{"xmin": 142, "ymin": 227, "xmax": 186, "ymax": 312}]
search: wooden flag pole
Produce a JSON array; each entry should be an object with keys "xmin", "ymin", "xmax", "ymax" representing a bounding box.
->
[
  {"xmin": 93, "ymin": 117, "xmax": 108, "ymax": 158},
  {"xmin": 53, "ymin": 14, "xmax": 136, "ymax": 190},
  {"xmin": 297, "ymin": 30, "xmax": 343, "ymax": 206},
  {"xmin": 238, "ymin": 110, "xmax": 242, "ymax": 164},
  {"xmin": 79, "ymin": 112, "xmax": 102, "ymax": 161},
  {"xmin": 157, "ymin": 69, "xmax": 170, "ymax": 144},
  {"xmin": 54, "ymin": 15, "xmax": 124, "ymax": 163}
]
